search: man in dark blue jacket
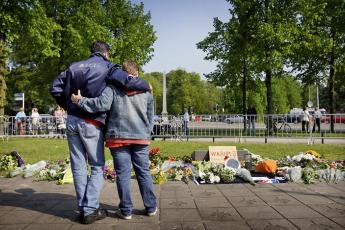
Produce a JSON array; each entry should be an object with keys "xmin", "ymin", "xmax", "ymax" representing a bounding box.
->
[{"xmin": 50, "ymin": 42, "xmax": 150, "ymax": 224}]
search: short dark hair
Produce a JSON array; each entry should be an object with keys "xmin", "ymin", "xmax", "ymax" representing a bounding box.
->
[{"xmin": 90, "ymin": 41, "xmax": 110, "ymax": 54}]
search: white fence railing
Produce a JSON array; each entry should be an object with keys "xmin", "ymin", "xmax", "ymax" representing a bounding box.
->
[{"xmin": 1, "ymin": 114, "xmax": 344, "ymax": 140}]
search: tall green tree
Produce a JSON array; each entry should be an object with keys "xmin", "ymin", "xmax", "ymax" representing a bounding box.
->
[
  {"xmin": 290, "ymin": 0, "xmax": 345, "ymax": 132},
  {"xmin": 166, "ymin": 69, "xmax": 221, "ymax": 115},
  {"xmin": 4, "ymin": 0, "xmax": 156, "ymax": 113},
  {"xmin": 143, "ymin": 72, "xmax": 163, "ymax": 115},
  {"xmin": 198, "ymin": 0, "xmax": 299, "ymax": 133}
]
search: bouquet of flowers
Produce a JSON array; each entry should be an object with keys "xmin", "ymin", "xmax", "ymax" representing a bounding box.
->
[
  {"xmin": 35, "ymin": 158, "xmax": 70, "ymax": 183},
  {"xmin": 149, "ymin": 147, "xmax": 165, "ymax": 170}
]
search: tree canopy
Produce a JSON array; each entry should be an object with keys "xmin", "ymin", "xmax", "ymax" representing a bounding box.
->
[{"xmin": 2, "ymin": 0, "xmax": 156, "ymax": 114}]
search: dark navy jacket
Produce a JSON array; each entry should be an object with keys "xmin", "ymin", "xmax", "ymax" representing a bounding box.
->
[{"xmin": 50, "ymin": 53, "xmax": 149, "ymax": 124}]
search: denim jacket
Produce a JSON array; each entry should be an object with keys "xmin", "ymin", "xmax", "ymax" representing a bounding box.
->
[{"xmin": 78, "ymin": 85, "xmax": 153, "ymax": 140}]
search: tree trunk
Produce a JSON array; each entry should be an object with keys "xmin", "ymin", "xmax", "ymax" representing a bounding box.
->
[
  {"xmin": 329, "ymin": 54, "xmax": 335, "ymax": 133},
  {"xmin": 329, "ymin": 27, "xmax": 335, "ymax": 133},
  {"xmin": 266, "ymin": 69, "xmax": 273, "ymax": 135},
  {"xmin": 242, "ymin": 58, "xmax": 247, "ymax": 131},
  {"xmin": 0, "ymin": 35, "xmax": 7, "ymax": 135}
]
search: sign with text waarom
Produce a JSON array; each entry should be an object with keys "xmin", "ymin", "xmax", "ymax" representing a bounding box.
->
[{"xmin": 208, "ymin": 146, "xmax": 238, "ymax": 164}]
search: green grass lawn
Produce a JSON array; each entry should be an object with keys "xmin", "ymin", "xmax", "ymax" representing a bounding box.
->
[{"xmin": 0, "ymin": 138, "xmax": 344, "ymax": 163}]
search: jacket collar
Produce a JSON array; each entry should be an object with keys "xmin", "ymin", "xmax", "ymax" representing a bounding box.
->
[{"xmin": 91, "ymin": 52, "xmax": 109, "ymax": 61}]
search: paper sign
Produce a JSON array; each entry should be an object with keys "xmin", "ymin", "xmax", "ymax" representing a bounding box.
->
[{"xmin": 208, "ymin": 146, "xmax": 238, "ymax": 164}]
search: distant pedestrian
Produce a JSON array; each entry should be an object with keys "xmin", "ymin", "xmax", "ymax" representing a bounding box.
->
[
  {"xmin": 247, "ymin": 105, "xmax": 257, "ymax": 136},
  {"xmin": 313, "ymin": 107, "xmax": 322, "ymax": 132},
  {"xmin": 31, "ymin": 108, "xmax": 40, "ymax": 135},
  {"xmin": 15, "ymin": 108, "xmax": 26, "ymax": 135},
  {"xmin": 183, "ymin": 109, "xmax": 190, "ymax": 136},
  {"xmin": 302, "ymin": 107, "xmax": 310, "ymax": 132}
]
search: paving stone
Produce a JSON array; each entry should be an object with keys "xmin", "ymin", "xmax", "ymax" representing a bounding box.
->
[
  {"xmin": 290, "ymin": 194, "xmax": 335, "ymax": 205},
  {"xmin": 331, "ymin": 217, "xmax": 345, "ymax": 228},
  {"xmin": 289, "ymin": 217, "xmax": 344, "ymax": 230},
  {"xmin": 307, "ymin": 184, "xmax": 345, "ymax": 195},
  {"xmin": 274, "ymin": 183, "xmax": 312, "ymax": 193},
  {"xmin": 35, "ymin": 210, "xmax": 77, "ymax": 224},
  {"xmin": 236, "ymin": 206, "xmax": 283, "ymax": 220},
  {"xmin": 0, "ymin": 210, "xmax": 43, "ymax": 224},
  {"xmin": 247, "ymin": 219, "xmax": 299, "ymax": 230},
  {"xmin": 190, "ymin": 189, "xmax": 224, "ymax": 198},
  {"xmin": 160, "ymin": 209, "xmax": 201, "ymax": 222},
  {"xmin": 2, "ymin": 176, "xmax": 345, "ymax": 229},
  {"xmin": 160, "ymin": 189, "xmax": 192, "ymax": 199},
  {"xmin": 324, "ymin": 194, "xmax": 345, "ymax": 205},
  {"xmin": 51, "ymin": 199, "xmax": 78, "ymax": 210},
  {"xmin": 221, "ymin": 188, "xmax": 256, "ymax": 197},
  {"xmin": 198, "ymin": 207, "xmax": 242, "ymax": 221},
  {"xmin": 217, "ymin": 183, "xmax": 248, "ymax": 190},
  {"xmin": 0, "ymin": 224, "xmax": 29, "ymax": 230},
  {"xmin": 309, "ymin": 203, "xmax": 345, "ymax": 218},
  {"xmin": 108, "ymin": 223, "xmax": 160, "ymax": 230},
  {"xmin": 329, "ymin": 182, "xmax": 345, "ymax": 192},
  {"xmin": 258, "ymin": 194, "xmax": 302, "ymax": 206},
  {"xmin": 194, "ymin": 197, "xmax": 231, "ymax": 208},
  {"xmin": 228, "ymin": 196, "xmax": 266, "ymax": 207},
  {"xmin": 161, "ymin": 181, "xmax": 189, "ymax": 191},
  {"xmin": 24, "ymin": 223, "xmax": 73, "ymax": 230},
  {"xmin": 251, "ymin": 188, "xmax": 287, "ymax": 196},
  {"xmin": 245, "ymin": 183, "xmax": 276, "ymax": 190},
  {"xmin": 273, "ymin": 205, "xmax": 323, "ymax": 219},
  {"xmin": 160, "ymin": 222, "xmax": 205, "ymax": 230},
  {"xmin": 160, "ymin": 198, "xmax": 196, "ymax": 209},
  {"xmin": 203, "ymin": 221, "xmax": 251, "ymax": 230},
  {"xmin": 0, "ymin": 205, "xmax": 16, "ymax": 211},
  {"xmin": 188, "ymin": 184, "xmax": 218, "ymax": 191}
]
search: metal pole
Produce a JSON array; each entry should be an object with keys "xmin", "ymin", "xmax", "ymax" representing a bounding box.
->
[
  {"xmin": 22, "ymin": 93, "xmax": 25, "ymax": 110},
  {"xmin": 316, "ymin": 84, "xmax": 319, "ymax": 108}
]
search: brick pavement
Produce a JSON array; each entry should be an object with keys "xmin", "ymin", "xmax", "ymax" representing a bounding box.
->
[{"xmin": 0, "ymin": 177, "xmax": 344, "ymax": 230}]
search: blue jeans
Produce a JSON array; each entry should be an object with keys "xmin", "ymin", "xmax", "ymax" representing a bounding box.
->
[
  {"xmin": 111, "ymin": 145, "xmax": 157, "ymax": 216},
  {"xmin": 66, "ymin": 115, "xmax": 105, "ymax": 215}
]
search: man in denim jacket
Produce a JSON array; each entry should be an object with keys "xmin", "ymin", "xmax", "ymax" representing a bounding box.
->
[
  {"xmin": 71, "ymin": 60, "xmax": 157, "ymax": 220},
  {"xmin": 50, "ymin": 42, "xmax": 150, "ymax": 224}
]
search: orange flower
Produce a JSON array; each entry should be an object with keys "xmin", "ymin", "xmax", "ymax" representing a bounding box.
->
[
  {"xmin": 149, "ymin": 147, "xmax": 160, "ymax": 155},
  {"xmin": 168, "ymin": 156, "xmax": 176, "ymax": 161}
]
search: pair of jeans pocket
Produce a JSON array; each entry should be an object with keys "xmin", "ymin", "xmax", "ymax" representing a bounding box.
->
[{"xmin": 83, "ymin": 122, "xmax": 101, "ymax": 138}]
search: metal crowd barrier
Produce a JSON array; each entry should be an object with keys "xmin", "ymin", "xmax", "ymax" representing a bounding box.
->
[
  {"xmin": 1, "ymin": 114, "xmax": 344, "ymax": 140},
  {"xmin": 0, "ymin": 115, "xmax": 66, "ymax": 138}
]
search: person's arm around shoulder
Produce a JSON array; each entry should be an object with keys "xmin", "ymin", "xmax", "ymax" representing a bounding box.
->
[
  {"xmin": 71, "ymin": 86, "xmax": 114, "ymax": 113},
  {"xmin": 106, "ymin": 64, "xmax": 150, "ymax": 91}
]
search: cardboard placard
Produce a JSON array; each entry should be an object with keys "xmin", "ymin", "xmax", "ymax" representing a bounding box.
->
[{"xmin": 208, "ymin": 146, "xmax": 238, "ymax": 164}]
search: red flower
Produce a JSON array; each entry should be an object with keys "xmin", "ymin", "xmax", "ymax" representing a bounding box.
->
[{"xmin": 149, "ymin": 147, "xmax": 160, "ymax": 155}]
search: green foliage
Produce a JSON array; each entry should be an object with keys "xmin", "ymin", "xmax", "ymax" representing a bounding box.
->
[
  {"xmin": 142, "ymin": 72, "xmax": 163, "ymax": 114},
  {"xmin": 166, "ymin": 69, "xmax": 221, "ymax": 115},
  {"xmin": 3, "ymin": 0, "xmax": 156, "ymax": 113},
  {"xmin": 0, "ymin": 154, "xmax": 17, "ymax": 172},
  {"xmin": 302, "ymin": 167, "xmax": 317, "ymax": 184}
]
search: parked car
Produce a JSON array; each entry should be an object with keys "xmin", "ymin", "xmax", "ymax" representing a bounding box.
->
[
  {"xmin": 224, "ymin": 115, "xmax": 245, "ymax": 124},
  {"xmin": 321, "ymin": 115, "xmax": 345, "ymax": 123},
  {"xmin": 202, "ymin": 115, "xmax": 212, "ymax": 122}
]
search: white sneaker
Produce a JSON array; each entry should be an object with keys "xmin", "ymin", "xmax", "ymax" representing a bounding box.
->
[
  {"xmin": 116, "ymin": 210, "xmax": 132, "ymax": 220},
  {"xmin": 147, "ymin": 207, "xmax": 158, "ymax": 217}
]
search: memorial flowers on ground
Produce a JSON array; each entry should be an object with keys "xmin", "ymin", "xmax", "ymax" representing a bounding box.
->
[{"xmin": 0, "ymin": 147, "xmax": 344, "ymax": 185}]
